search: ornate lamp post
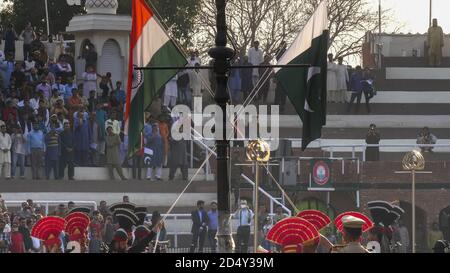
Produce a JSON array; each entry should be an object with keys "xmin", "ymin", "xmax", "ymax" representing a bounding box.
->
[
  {"xmin": 395, "ymin": 150, "xmax": 431, "ymax": 253},
  {"xmin": 246, "ymin": 139, "xmax": 271, "ymax": 253},
  {"xmin": 208, "ymin": 0, "xmax": 236, "ymax": 253}
]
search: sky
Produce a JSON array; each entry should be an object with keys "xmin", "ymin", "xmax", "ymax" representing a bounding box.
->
[{"xmin": 371, "ymin": 0, "xmax": 450, "ymax": 34}]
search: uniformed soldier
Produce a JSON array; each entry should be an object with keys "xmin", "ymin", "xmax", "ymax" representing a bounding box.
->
[
  {"xmin": 64, "ymin": 212, "xmax": 90, "ymax": 253},
  {"xmin": 334, "ymin": 215, "xmax": 370, "ymax": 253},
  {"xmin": 265, "ymin": 217, "xmax": 320, "ymax": 253},
  {"xmin": 31, "ymin": 216, "xmax": 66, "ymax": 253}
]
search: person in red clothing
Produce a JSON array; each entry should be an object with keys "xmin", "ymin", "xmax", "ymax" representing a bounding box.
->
[
  {"xmin": 3, "ymin": 100, "xmax": 18, "ymax": 123},
  {"xmin": 10, "ymin": 222, "xmax": 25, "ymax": 253}
]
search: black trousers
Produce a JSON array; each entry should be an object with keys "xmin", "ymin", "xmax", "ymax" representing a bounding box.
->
[
  {"xmin": 23, "ymin": 44, "xmax": 31, "ymax": 60},
  {"xmin": 236, "ymin": 226, "xmax": 251, "ymax": 253},
  {"xmin": 169, "ymin": 164, "xmax": 188, "ymax": 180},
  {"xmin": 59, "ymin": 156, "xmax": 75, "ymax": 179},
  {"xmin": 190, "ymin": 227, "xmax": 207, "ymax": 253},
  {"xmin": 132, "ymin": 155, "xmax": 142, "ymax": 180},
  {"xmin": 347, "ymin": 90, "xmax": 371, "ymax": 113}
]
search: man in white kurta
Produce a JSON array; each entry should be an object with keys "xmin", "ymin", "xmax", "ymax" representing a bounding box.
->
[
  {"xmin": 188, "ymin": 64, "xmax": 203, "ymax": 114},
  {"xmin": 164, "ymin": 75, "xmax": 178, "ymax": 108},
  {"xmin": 327, "ymin": 53, "xmax": 338, "ymax": 103},
  {"xmin": 0, "ymin": 122, "xmax": 12, "ymax": 179},
  {"xmin": 248, "ymin": 41, "xmax": 264, "ymax": 87},
  {"xmin": 336, "ymin": 57, "xmax": 349, "ymax": 103}
]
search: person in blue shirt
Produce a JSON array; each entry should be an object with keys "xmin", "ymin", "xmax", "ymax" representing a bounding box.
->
[
  {"xmin": 27, "ymin": 123, "xmax": 45, "ymax": 180},
  {"xmin": 207, "ymin": 201, "xmax": 219, "ymax": 253},
  {"xmin": 347, "ymin": 66, "xmax": 372, "ymax": 114},
  {"xmin": 63, "ymin": 78, "xmax": 78, "ymax": 102},
  {"xmin": 114, "ymin": 81, "xmax": 126, "ymax": 106}
]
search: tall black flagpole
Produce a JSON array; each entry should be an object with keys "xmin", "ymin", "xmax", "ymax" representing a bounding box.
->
[{"xmin": 208, "ymin": 0, "xmax": 235, "ymax": 253}]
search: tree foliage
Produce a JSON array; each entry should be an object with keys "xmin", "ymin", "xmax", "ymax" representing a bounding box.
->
[
  {"xmin": 193, "ymin": 0, "xmax": 394, "ymax": 62},
  {"xmin": 0, "ymin": 0, "xmax": 200, "ymax": 47}
]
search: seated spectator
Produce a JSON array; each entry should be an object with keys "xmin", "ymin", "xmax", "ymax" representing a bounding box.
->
[
  {"xmin": 56, "ymin": 56, "xmax": 73, "ymax": 81},
  {"xmin": 52, "ymin": 99, "xmax": 68, "ymax": 117},
  {"xmin": 417, "ymin": 127, "xmax": 437, "ymax": 153},
  {"xmin": 26, "ymin": 68, "xmax": 40, "ymax": 84}
]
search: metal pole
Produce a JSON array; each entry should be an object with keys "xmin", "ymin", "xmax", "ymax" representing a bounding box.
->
[
  {"xmin": 209, "ymin": 0, "xmax": 235, "ymax": 253},
  {"xmin": 429, "ymin": 0, "xmax": 432, "ymax": 27},
  {"xmin": 44, "ymin": 0, "xmax": 50, "ymax": 36},
  {"xmin": 254, "ymin": 163, "xmax": 260, "ymax": 253},
  {"xmin": 378, "ymin": 0, "xmax": 381, "ymax": 35},
  {"xmin": 412, "ymin": 169, "xmax": 416, "ymax": 253}
]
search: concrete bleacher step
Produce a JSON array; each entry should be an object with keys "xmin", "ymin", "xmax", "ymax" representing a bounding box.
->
[
  {"xmin": 274, "ymin": 115, "xmax": 450, "ymax": 128},
  {"xmin": 3, "ymin": 167, "xmax": 214, "ymax": 181},
  {"xmin": 0, "ymin": 180, "xmax": 218, "ymax": 207},
  {"xmin": 280, "ymin": 127, "xmax": 450, "ymax": 139}
]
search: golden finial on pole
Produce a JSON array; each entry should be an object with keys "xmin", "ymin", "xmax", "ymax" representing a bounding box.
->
[
  {"xmin": 397, "ymin": 150, "xmax": 429, "ymax": 253},
  {"xmin": 246, "ymin": 139, "xmax": 271, "ymax": 253}
]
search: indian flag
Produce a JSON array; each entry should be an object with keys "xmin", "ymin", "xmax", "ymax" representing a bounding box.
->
[
  {"xmin": 275, "ymin": 0, "xmax": 329, "ymax": 150},
  {"xmin": 125, "ymin": 0, "xmax": 187, "ymax": 156}
]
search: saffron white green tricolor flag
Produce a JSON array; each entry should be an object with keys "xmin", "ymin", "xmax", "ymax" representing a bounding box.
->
[
  {"xmin": 275, "ymin": 0, "xmax": 329, "ymax": 150},
  {"xmin": 126, "ymin": 0, "xmax": 187, "ymax": 157}
]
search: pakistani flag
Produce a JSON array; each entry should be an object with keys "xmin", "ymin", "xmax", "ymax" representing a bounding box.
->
[
  {"xmin": 125, "ymin": 0, "xmax": 187, "ymax": 156},
  {"xmin": 275, "ymin": 1, "xmax": 329, "ymax": 150}
]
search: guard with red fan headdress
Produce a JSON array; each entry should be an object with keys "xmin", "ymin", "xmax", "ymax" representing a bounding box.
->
[
  {"xmin": 333, "ymin": 212, "xmax": 374, "ymax": 253},
  {"xmin": 65, "ymin": 212, "xmax": 90, "ymax": 253},
  {"xmin": 31, "ymin": 216, "xmax": 66, "ymax": 253},
  {"xmin": 266, "ymin": 217, "xmax": 320, "ymax": 253}
]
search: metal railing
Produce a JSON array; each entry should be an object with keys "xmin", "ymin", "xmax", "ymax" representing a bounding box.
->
[
  {"xmin": 5, "ymin": 201, "xmax": 97, "ymax": 215},
  {"xmin": 151, "ymin": 212, "xmax": 286, "ymax": 248},
  {"xmin": 321, "ymin": 143, "xmax": 450, "ymax": 161}
]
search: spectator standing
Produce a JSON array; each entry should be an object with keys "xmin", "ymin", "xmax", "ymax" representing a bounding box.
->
[
  {"xmin": 105, "ymin": 110, "xmax": 121, "ymax": 136},
  {"xmin": 73, "ymin": 108, "xmax": 90, "ymax": 165},
  {"xmin": 0, "ymin": 219, "xmax": 10, "ymax": 253},
  {"xmin": 190, "ymin": 200, "xmax": 209, "ymax": 253},
  {"xmin": 27, "ymin": 123, "xmax": 45, "ymax": 180},
  {"xmin": 10, "ymin": 221, "xmax": 25, "ymax": 253},
  {"xmin": 99, "ymin": 72, "xmax": 113, "ymax": 100},
  {"xmin": 11, "ymin": 63, "xmax": 26, "ymax": 88},
  {"xmin": 234, "ymin": 200, "xmax": 254, "ymax": 253},
  {"xmin": 146, "ymin": 123, "xmax": 163, "ymax": 181},
  {"xmin": 52, "ymin": 77, "xmax": 66, "ymax": 99},
  {"xmin": 49, "ymin": 89, "xmax": 64, "ymax": 113},
  {"xmin": 327, "ymin": 53, "xmax": 339, "ymax": 103},
  {"xmin": 102, "ymin": 215, "xmax": 114, "ymax": 245},
  {"xmin": 0, "ymin": 122, "xmax": 11, "ymax": 179},
  {"xmin": 46, "ymin": 35, "xmax": 57, "ymax": 63},
  {"xmin": 20, "ymin": 22, "xmax": 36, "ymax": 60},
  {"xmin": 56, "ymin": 56, "xmax": 73, "ymax": 81},
  {"xmin": 248, "ymin": 41, "xmax": 264, "ymax": 87},
  {"xmin": 188, "ymin": 63, "xmax": 203, "ymax": 112},
  {"xmin": 3, "ymin": 24, "xmax": 18, "ymax": 59},
  {"xmin": 113, "ymin": 81, "xmax": 126, "ymax": 120},
  {"xmin": 164, "ymin": 75, "xmax": 178, "ymax": 108},
  {"xmin": 346, "ymin": 66, "xmax": 366, "ymax": 113},
  {"xmin": 18, "ymin": 217, "xmax": 32, "ymax": 252},
  {"xmin": 36, "ymin": 78, "xmax": 52, "ymax": 100},
  {"xmin": 59, "ymin": 122, "xmax": 75, "ymax": 180},
  {"xmin": 365, "ymin": 124, "xmax": 381, "ymax": 161},
  {"xmin": 11, "ymin": 125, "xmax": 26, "ymax": 179},
  {"xmin": 207, "ymin": 201, "xmax": 218, "ymax": 253},
  {"xmin": 273, "ymin": 205, "xmax": 288, "ymax": 223},
  {"xmin": 82, "ymin": 66, "xmax": 98, "ymax": 99},
  {"xmin": 417, "ymin": 127, "xmax": 437, "ymax": 153},
  {"xmin": 45, "ymin": 125, "xmax": 60, "ymax": 180},
  {"xmin": 105, "ymin": 126, "xmax": 126, "ymax": 180},
  {"xmin": 228, "ymin": 57, "xmax": 242, "ymax": 104},
  {"xmin": 177, "ymin": 70, "xmax": 191, "ymax": 106},
  {"xmin": 336, "ymin": 57, "xmax": 349, "ymax": 103},
  {"xmin": 63, "ymin": 78, "xmax": 78, "ymax": 102},
  {"xmin": 67, "ymin": 89, "xmax": 84, "ymax": 125},
  {"xmin": 168, "ymin": 138, "xmax": 188, "ymax": 181},
  {"xmin": 240, "ymin": 56, "xmax": 253, "ymax": 102}
]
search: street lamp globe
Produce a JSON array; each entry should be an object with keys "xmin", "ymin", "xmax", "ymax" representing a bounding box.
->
[{"xmin": 246, "ymin": 139, "xmax": 271, "ymax": 163}]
